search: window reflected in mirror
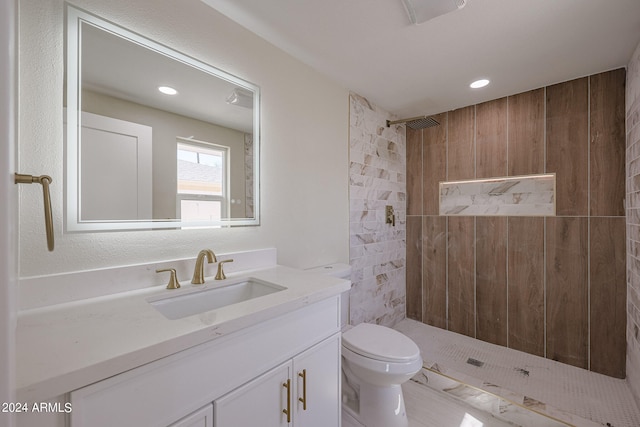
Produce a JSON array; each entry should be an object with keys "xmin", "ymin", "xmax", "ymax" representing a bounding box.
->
[{"xmin": 177, "ymin": 140, "xmax": 227, "ymax": 222}]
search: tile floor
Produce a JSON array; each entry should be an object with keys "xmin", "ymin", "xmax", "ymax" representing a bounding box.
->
[
  {"xmin": 405, "ymin": 380, "xmax": 526, "ymax": 427},
  {"xmin": 404, "ymin": 370, "xmax": 576, "ymax": 426},
  {"xmin": 395, "ymin": 319, "xmax": 640, "ymax": 427}
]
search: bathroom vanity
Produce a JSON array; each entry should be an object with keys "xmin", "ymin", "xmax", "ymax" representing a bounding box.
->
[
  {"xmin": 14, "ymin": 4, "xmax": 351, "ymax": 425},
  {"xmin": 16, "ymin": 249, "xmax": 350, "ymax": 427}
]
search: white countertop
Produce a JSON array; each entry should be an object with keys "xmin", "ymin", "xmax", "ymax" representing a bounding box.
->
[{"xmin": 16, "ymin": 265, "xmax": 350, "ymax": 402}]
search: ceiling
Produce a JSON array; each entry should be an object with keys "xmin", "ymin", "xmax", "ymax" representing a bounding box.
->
[{"xmin": 201, "ymin": 0, "xmax": 640, "ymax": 118}]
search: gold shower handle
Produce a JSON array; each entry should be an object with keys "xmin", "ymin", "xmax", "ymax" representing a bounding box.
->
[
  {"xmin": 15, "ymin": 173, "xmax": 54, "ymax": 252},
  {"xmin": 385, "ymin": 205, "xmax": 396, "ymax": 226}
]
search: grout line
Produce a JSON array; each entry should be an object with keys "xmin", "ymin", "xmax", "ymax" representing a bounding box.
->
[
  {"xmin": 587, "ymin": 75, "xmax": 591, "ymax": 371},
  {"xmin": 474, "ymin": 105, "xmax": 477, "ymax": 179},
  {"xmin": 445, "ymin": 112, "xmax": 450, "ymax": 331},
  {"xmin": 543, "ymin": 86, "xmax": 547, "ymax": 359},
  {"xmin": 474, "ymin": 216, "xmax": 477, "ymax": 339},
  {"xmin": 506, "ymin": 217, "xmax": 509, "ymax": 349},
  {"xmin": 421, "ymin": 126, "xmax": 425, "ymax": 322},
  {"xmin": 446, "ymin": 112, "xmax": 449, "ymax": 182},
  {"xmin": 445, "ymin": 216, "xmax": 449, "ymax": 331},
  {"xmin": 506, "ymin": 96, "xmax": 510, "ymax": 176},
  {"xmin": 445, "ymin": 113, "xmax": 449, "ymax": 331},
  {"xmin": 473, "ymin": 105, "xmax": 477, "ymax": 339},
  {"xmin": 506, "ymin": 96, "xmax": 510, "ymax": 349},
  {"xmin": 544, "ymin": 86, "xmax": 547, "ymax": 174},
  {"xmin": 544, "ymin": 218, "xmax": 548, "ymax": 359}
]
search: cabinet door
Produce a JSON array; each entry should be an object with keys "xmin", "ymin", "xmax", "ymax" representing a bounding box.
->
[
  {"xmin": 168, "ymin": 404, "xmax": 213, "ymax": 427},
  {"xmin": 214, "ymin": 361, "xmax": 292, "ymax": 427},
  {"xmin": 293, "ymin": 334, "xmax": 341, "ymax": 427}
]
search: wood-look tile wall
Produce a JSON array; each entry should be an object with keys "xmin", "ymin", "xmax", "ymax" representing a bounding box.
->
[{"xmin": 406, "ymin": 69, "xmax": 627, "ymax": 378}]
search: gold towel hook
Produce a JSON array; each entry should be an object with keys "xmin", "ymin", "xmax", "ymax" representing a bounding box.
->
[{"xmin": 15, "ymin": 173, "xmax": 54, "ymax": 252}]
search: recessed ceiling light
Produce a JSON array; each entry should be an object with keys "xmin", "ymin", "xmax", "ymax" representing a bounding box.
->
[
  {"xmin": 158, "ymin": 86, "xmax": 178, "ymax": 95},
  {"xmin": 470, "ymin": 79, "xmax": 490, "ymax": 89}
]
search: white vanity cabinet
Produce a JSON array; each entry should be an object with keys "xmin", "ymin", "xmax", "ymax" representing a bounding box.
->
[
  {"xmin": 291, "ymin": 334, "xmax": 341, "ymax": 427},
  {"xmin": 214, "ymin": 334, "xmax": 340, "ymax": 426},
  {"xmin": 168, "ymin": 404, "xmax": 213, "ymax": 427},
  {"xmin": 69, "ymin": 296, "xmax": 341, "ymax": 427},
  {"xmin": 215, "ymin": 361, "xmax": 292, "ymax": 426}
]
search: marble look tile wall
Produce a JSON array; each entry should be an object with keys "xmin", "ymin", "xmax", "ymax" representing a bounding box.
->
[
  {"xmin": 627, "ymin": 39, "xmax": 640, "ymax": 405},
  {"xmin": 244, "ymin": 133, "xmax": 254, "ymax": 218},
  {"xmin": 349, "ymin": 93, "xmax": 406, "ymax": 327},
  {"xmin": 439, "ymin": 174, "xmax": 555, "ymax": 216}
]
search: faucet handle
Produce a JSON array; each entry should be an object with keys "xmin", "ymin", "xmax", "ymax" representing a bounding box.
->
[
  {"xmin": 156, "ymin": 268, "xmax": 181, "ymax": 289},
  {"xmin": 215, "ymin": 259, "xmax": 234, "ymax": 280}
]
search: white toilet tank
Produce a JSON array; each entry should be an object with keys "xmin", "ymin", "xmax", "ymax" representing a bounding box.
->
[{"xmin": 306, "ymin": 263, "xmax": 351, "ymax": 328}]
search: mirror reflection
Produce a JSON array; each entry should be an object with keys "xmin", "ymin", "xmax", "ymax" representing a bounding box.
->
[{"xmin": 66, "ymin": 6, "xmax": 259, "ymax": 231}]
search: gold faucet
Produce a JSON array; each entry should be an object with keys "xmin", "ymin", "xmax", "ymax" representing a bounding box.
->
[{"xmin": 192, "ymin": 249, "xmax": 217, "ymax": 284}]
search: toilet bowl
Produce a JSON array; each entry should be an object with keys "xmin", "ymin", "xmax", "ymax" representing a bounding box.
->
[
  {"xmin": 306, "ymin": 263, "xmax": 422, "ymax": 427},
  {"xmin": 341, "ymin": 323, "xmax": 422, "ymax": 427}
]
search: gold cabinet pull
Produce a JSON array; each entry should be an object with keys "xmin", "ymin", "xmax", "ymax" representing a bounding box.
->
[
  {"xmin": 298, "ymin": 369, "xmax": 307, "ymax": 410},
  {"xmin": 15, "ymin": 173, "xmax": 54, "ymax": 252},
  {"xmin": 282, "ymin": 379, "xmax": 291, "ymax": 422}
]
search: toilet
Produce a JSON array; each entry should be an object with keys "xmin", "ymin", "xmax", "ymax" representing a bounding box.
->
[
  {"xmin": 307, "ymin": 264, "xmax": 423, "ymax": 427},
  {"xmin": 341, "ymin": 323, "xmax": 422, "ymax": 427}
]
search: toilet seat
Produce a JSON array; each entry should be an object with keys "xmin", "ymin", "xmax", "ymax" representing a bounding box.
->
[{"xmin": 342, "ymin": 323, "xmax": 420, "ymax": 363}]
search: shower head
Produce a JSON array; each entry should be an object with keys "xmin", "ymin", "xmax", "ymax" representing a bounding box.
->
[{"xmin": 386, "ymin": 115, "xmax": 440, "ymax": 130}]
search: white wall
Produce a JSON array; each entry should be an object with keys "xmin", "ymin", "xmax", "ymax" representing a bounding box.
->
[
  {"xmin": 18, "ymin": 0, "xmax": 349, "ymax": 284},
  {"xmin": 1, "ymin": 0, "xmax": 17, "ymax": 425}
]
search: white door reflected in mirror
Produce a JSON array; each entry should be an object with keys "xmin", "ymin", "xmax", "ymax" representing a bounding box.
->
[{"xmin": 80, "ymin": 112, "xmax": 152, "ymax": 221}]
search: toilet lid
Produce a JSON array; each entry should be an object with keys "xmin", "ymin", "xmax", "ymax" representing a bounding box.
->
[{"xmin": 342, "ymin": 323, "xmax": 420, "ymax": 362}]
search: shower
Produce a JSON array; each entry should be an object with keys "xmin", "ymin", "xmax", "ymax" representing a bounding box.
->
[{"xmin": 386, "ymin": 115, "xmax": 440, "ymax": 130}]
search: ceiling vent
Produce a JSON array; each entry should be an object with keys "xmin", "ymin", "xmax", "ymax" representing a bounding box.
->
[{"xmin": 401, "ymin": 0, "xmax": 467, "ymax": 25}]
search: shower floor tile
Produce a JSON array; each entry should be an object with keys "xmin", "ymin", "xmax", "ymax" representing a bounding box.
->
[{"xmin": 395, "ymin": 318, "xmax": 640, "ymax": 427}]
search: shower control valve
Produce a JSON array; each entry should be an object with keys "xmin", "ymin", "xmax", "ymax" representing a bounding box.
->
[{"xmin": 385, "ymin": 205, "xmax": 396, "ymax": 227}]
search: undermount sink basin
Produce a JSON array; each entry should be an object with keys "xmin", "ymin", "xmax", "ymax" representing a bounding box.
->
[{"xmin": 147, "ymin": 278, "xmax": 286, "ymax": 320}]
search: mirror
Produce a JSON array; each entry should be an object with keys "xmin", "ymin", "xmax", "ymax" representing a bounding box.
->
[{"xmin": 65, "ymin": 5, "xmax": 260, "ymax": 231}]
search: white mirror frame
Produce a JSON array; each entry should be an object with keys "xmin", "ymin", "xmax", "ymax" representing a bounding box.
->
[{"xmin": 65, "ymin": 5, "xmax": 260, "ymax": 231}]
